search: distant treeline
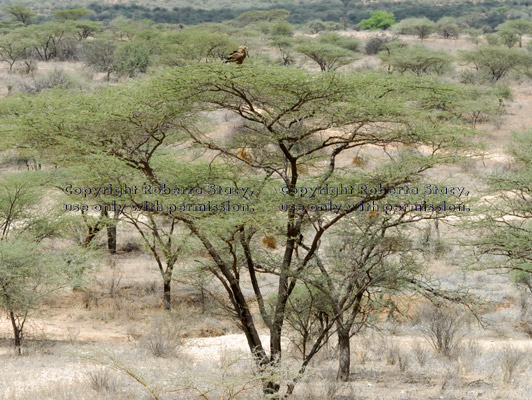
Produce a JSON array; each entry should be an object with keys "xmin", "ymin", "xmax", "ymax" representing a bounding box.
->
[{"xmin": 86, "ymin": 0, "xmax": 532, "ymax": 29}]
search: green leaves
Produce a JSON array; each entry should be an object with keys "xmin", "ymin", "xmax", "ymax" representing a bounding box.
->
[
  {"xmin": 459, "ymin": 46, "xmax": 532, "ymax": 82},
  {"xmin": 379, "ymin": 45, "xmax": 452, "ymax": 76},
  {"xmin": 359, "ymin": 11, "xmax": 396, "ymax": 31}
]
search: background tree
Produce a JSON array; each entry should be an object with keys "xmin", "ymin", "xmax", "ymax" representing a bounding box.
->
[
  {"xmin": 296, "ymin": 34, "xmax": 360, "ymax": 71},
  {"xmin": 53, "ymin": 8, "xmax": 91, "ymax": 22},
  {"xmin": 271, "ymin": 36, "xmax": 294, "ymax": 66},
  {"xmin": 25, "ymin": 22, "xmax": 77, "ymax": 61},
  {"xmin": 3, "ymin": 5, "xmax": 36, "ymax": 26},
  {"xmin": 474, "ymin": 129, "xmax": 532, "ymax": 279},
  {"xmin": 393, "ymin": 17, "xmax": 436, "ymax": 41},
  {"xmin": 459, "ymin": 46, "xmax": 532, "ymax": 82},
  {"xmin": 379, "ymin": 45, "xmax": 452, "ymax": 76},
  {"xmin": 71, "ymin": 21, "xmax": 103, "ymax": 41},
  {"xmin": 16, "ymin": 78, "xmax": 197, "ymax": 311},
  {"xmin": 358, "ymin": 11, "xmax": 396, "ymax": 31},
  {"xmin": 436, "ymin": 17, "xmax": 460, "ymax": 39},
  {"xmin": 237, "ymin": 9, "xmax": 290, "ymax": 24},
  {"xmin": 314, "ymin": 206, "xmax": 452, "ymax": 381},
  {"xmin": 112, "ymin": 42, "xmax": 150, "ymax": 77},
  {"xmin": 0, "ymin": 172, "xmax": 89, "ymax": 353},
  {"xmin": 496, "ymin": 29, "xmax": 518, "ymax": 47},
  {"xmin": 82, "ymin": 38, "xmax": 116, "ymax": 80},
  {"xmin": 0, "ymin": 30, "xmax": 31, "ymax": 72},
  {"xmin": 0, "ymin": 238, "xmax": 72, "ymax": 354},
  {"xmin": 497, "ymin": 19, "xmax": 532, "ymax": 48}
]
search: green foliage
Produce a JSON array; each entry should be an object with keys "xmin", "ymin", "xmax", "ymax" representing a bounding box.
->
[
  {"xmin": 393, "ymin": 17, "xmax": 436, "ymax": 41},
  {"xmin": 379, "ymin": 45, "xmax": 453, "ymax": 76},
  {"xmin": 358, "ymin": 11, "xmax": 396, "ymax": 31},
  {"xmin": 497, "ymin": 19, "xmax": 532, "ymax": 47},
  {"xmin": 71, "ymin": 21, "xmax": 103, "ymax": 40},
  {"xmin": 3, "ymin": 5, "xmax": 35, "ymax": 25},
  {"xmin": 112, "ymin": 43, "xmax": 150, "ymax": 77},
  {"xmin": 0, "ymin": 29, "xmax": 32, "ymax": 72},
  {"xmin": 459, "ymin": 46, "xmax": 532, "ymax": 82},
  {"xmin": 296, "ymin": 39, "xmax": 359, "ymax": 71},
  {"xmin": 497, "ymin": 28, "xmax": 519, "ymax": 48},
  {"xmin": 82, "ymin": 38, "xmax": 116, "ymax": 79},
  {"xmin": 472, "ymin": 130, "xmax": 532, "ymax": 281},
  {"xmin": 53, "ymin": 8, "xmax": 91, "ymax": 21},
  {"xmin": 436, "ymin": 17, "xmax": 459, "ymax": 39},
  {"xmin": 271, "ymin": 20, "xmax": 294, "ymax": 37},
  {"xmin": 159, "ymin": 27, "xmax": 238, "ymax": 65},
  {"xmin": 317, "ymin": 32, "xmax": 361, "ymax": 52},
  {"xmin": 237, "ymin": 9, "xmax": 290, "ymax": 24},
  {"xmin": 24, "ymin": 22, "xmax": 78, "ymax": 61}
]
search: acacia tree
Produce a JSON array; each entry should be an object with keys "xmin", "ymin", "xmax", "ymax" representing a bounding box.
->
[
  {"xmin": 0, "ymin": 172, "xmax": 88, "ymax": 353},
  {"xmin": 306, "ymin": 186, "xmax": 475, "ymax": 382},
  {"xmin": 0, "ymin": 30, "xmax": 31, "ymax": 72},
  {"xmin": 459, "ymin": 46, "xmax": 532, "ymax": 82},
  {"xmin": 436, "ymin": 17, "xmax": 460, "ymax": 39},
  {"xmin": 15, "ymin": 64, "xmax": 491, "ymax": 395},
  {"xmin": 25, "ymin": 22, "xmax": 77, "ymax": 61},
  {"xmin": 393, "ymin": 18, "xmax": 436, "ymax": 41},
  {"xmin": 379, "ymin": 46, "xmax": 452, "ymax": 76},
  {"xmin": 296, "ymin": 39, "xmax": 358, "ymax": 71},
  {"xmin": 473, "ymin": 130, "xmax": 532, "ymax": 289},
  {"xmin": 17, "ymin": 79, "xmax": 197, "ymax": 311},
  {"xmin": 160, "ymin": 64, "xmax": 489, "ymax": 392},
  {"xmin": 3, "ymin": 5, "xmax": 35, "ymax": 25},
  {"xmin": 497, "ymin": 19, "xmax": 532, "ymax": 48},
  {"xmin": 0, "ymin": 238, "xmax": 65, "ymax": 354}
]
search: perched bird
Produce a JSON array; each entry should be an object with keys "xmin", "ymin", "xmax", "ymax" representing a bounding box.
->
[{"xmin": 225, "ymin": 46, "xmax": 248, "ymax": 65}]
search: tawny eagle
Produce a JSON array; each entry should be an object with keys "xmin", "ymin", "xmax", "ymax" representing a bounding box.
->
[{"xmin": 225, "ymin": 46, "xmax": 248, "ymax": 65}]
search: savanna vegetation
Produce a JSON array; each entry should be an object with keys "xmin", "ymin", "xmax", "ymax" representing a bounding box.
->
[{"xmin": 1, "ymin": 1, "xmax": 532, "ymax": 399}]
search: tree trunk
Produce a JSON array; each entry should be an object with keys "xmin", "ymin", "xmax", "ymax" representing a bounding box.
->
[
  {"xmin": 163, "ymin": 279, "xmax": 171, "ymax": 310},
  {"xmin": 84, "ymin": 226, "xmax": 99, "ymax": 246},
  {"xmin": 9, "ymin": 311, "xmax": 22, "ymax": 355},
  {"xmin": 337, "ymin": 328, "xmax": 351, "ymax": 381},
  {"xmin": 107, "ymin": 223, "xmax": 117, "ymax": 253}
]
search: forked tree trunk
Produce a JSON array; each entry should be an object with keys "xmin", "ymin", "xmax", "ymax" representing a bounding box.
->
[{"xmin": 9, "ymin": 311, "xmax": 22, "ymax": 355}]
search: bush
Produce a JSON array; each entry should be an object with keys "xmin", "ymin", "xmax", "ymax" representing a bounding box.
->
[
  {"xmin": 318, "ymin": 32, "xmax": 361, "ymax": 52},
  {"xmin": 415, "ymin": 304, "xmax": 466, "ymax": 357},
  {"xmin": 306, "ymin": 20, "xmax": 342, "ymax": 34},
  {"xmin": 113, "ymin": 43, "xmax": 150, "ymax": 77},
  {"xmin": 365, "ymin": 35, "xmax": 392, "ymax": 55},
  {"xmin": 359, "ymin": 11, "xmax": 395, "ymax": 31},
  {"xmin": 87, "ymin": 368, "xmax": 119, "ymax": 393},
  {"xmin": 271, "ymin": 20, "xmax": 293, "ymax": 37},
  {"xmin": 18, "ymin": 69, "xmax": 82, "ymax": 94},
  {"xmin": 141, "ymin": 314, "xmax": 183, "ymax": 358},
  {"xmin": 497, "ymin": 345, "xmax": 526, "ymax": 383}
]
